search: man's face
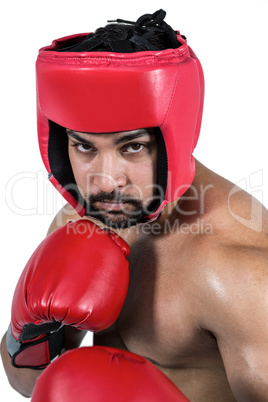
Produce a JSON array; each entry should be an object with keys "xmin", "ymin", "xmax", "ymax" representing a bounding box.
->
[{"xmin": 67, "ymin": 128, "xmax": 158, "ymax": 228}]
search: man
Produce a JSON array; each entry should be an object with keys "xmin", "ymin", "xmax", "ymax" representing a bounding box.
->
[{"xmin": 1, "ymin": 9, "xmax": 268, "ymax": 401}]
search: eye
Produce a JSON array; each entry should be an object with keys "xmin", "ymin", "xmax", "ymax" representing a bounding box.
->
[
  {"xmin": 73, "ymin": 143, "xmax": 95, "ymax": 153},
  {"xmin": 123, "ymin": 143, "xmax": 145, "ymax": 153}
]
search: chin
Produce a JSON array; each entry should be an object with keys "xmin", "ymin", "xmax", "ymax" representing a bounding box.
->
[
  {"xmin": 87, "ymin": 210, "xmax": 144, "ymax": 229},
  {"xmin": 102, "ymin": 215, "xmax": 144, "ymax": 229},
  {"xmin": 85, "ymin": 200, "xmax": 153, "ymax": 228}
]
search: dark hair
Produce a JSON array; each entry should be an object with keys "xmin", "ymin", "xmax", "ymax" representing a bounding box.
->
[{"xmin": 56, "ymin": 9, "xmax": 183, "ymax": 53}]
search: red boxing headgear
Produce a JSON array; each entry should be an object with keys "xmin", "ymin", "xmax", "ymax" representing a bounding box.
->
[{"xmin": 36, "ymin": 13, "xmax": 204, "ymax": 221}]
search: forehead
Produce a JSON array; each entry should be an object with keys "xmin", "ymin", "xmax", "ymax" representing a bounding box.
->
[{"xmin": 66, "ymin": 128, "xmax": 155, "ymax": 144}]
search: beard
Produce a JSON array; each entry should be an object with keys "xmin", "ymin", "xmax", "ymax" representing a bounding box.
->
[{"xmin": 83, "ymin": 191, "xmax": 157, "ymax": 229}]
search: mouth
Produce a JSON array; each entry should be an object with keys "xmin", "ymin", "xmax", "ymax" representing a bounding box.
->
[
  {"xmin": 86, "ymin": 195, "xmax": 146, "ymax": 227},
  {"xmin": 97, "ymin": 201, "xmax": 128, "ymax": 212},
  {"xmin": 88, "ymin": 193, "xmax": 143, "ymax": 217}
]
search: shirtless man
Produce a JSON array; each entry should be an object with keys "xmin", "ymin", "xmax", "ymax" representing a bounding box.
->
[{"xmin": 1, "ymin": 9, "xmax": 268, "ymax": 402}]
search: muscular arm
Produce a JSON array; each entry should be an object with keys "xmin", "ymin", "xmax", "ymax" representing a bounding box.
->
[
  {"xmin": 1, "ymin": 326, "xmax": 86, "ymax": 397},
  {"xmin": 217, "ymin": 252, "xmax": 268, "ymax": 401},
  {"xmin": 1, "ymin": 332, "xmax": 42, "ymax": 397},
  {"xmin": 0, "ymin": 205, "xmax": 87, "ymax": 397},
  {"xmin": 200, "ymin": 243, "xmax": 268, "ymax": 401}
]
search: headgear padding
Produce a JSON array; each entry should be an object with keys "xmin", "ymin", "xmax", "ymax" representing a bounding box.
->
[{"xmin": 36, "ymin": 20, "xmax": 204, "ymax": 220}]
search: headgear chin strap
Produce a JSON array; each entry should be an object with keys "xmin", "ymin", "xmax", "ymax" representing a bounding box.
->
[{"xmin": 36, "ymin": 10, "xmax": 204, "ymax": 222}]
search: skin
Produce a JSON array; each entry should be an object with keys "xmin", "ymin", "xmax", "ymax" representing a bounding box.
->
[
  {"xmin": 1, "ymin": 129, "xmax": 268, "ymax": 401},
  {"xmin": 67, "ymin": 128, "xmax": 158, "ymax": 227}
]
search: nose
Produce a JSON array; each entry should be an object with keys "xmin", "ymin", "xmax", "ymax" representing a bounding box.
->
[{"xmin": 92, "ymin": 154, "xmax": 127, "ymax": 193}]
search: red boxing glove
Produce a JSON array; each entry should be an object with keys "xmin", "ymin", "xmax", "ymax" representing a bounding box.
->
[
  {"xmin": 32, "ymin": 346, "xmax": 189, "ymax": 401},
  {"xmin": 6, "ymin": 220, "xmax": 129, "ymax": 368}
]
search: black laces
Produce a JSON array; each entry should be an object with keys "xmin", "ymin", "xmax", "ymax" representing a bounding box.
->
[{"xmin": 57, "ymin": 9, "xmax": 180, "ymax": 53}]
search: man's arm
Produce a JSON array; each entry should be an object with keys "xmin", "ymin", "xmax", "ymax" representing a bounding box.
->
[
  {"xmin": 1, "ymin": 326, "xmax": 86, "ymax": 397},
  {"xmin": 216, "ymin": 250, "xmax": 268, "ymax": 402},
  {"xmin": 1, "ymin": 332, "xmax": 42, "ymax": 397},
  {"xmin": 201, "ymin": 244, "xmax": 268, "ymax": 401},
  {"xmin": 0, "ymin": 206, "xmax": 86, "ymax": 397}
]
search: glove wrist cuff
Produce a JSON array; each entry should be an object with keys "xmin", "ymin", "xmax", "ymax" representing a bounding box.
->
[{"xmin": 6, "ymin": 323, "xmax": 65, "ymax": 369}]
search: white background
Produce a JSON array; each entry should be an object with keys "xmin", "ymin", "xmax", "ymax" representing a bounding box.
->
[{"xmin": 1, "ymin": 0, "xmax": 267, "ymax": 399}]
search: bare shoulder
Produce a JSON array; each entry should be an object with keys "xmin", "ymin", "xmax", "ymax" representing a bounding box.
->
[
  {"xmin": 189, "ymin": 161, "xmax": 268, "ymax": 328},
  {"xmin": 193, "ymin": 232, "xmax": 268, "ymax": 322},
  {"xmin": 47, "ymin": 203, "xmax": 108, "ymax": 235},
  {"xmin": 192, "ymin": 218, "xmax": 268, "ymax": 399},
  {"xmin": 46, "ymin": 204, "xmax": 86, "ymax": 235},
  {"xmin": 193, "ymin": 160, "xmax": 268, "ymax": 249}
]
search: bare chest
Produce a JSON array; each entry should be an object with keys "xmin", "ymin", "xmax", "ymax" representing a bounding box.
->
[
  {"xmin": 115, "ymin": 234, "xmax": 219, "ymax": 368},
  {"xmin": 94, "ymin": 232, "xmax": 236, "ymax": 400}
]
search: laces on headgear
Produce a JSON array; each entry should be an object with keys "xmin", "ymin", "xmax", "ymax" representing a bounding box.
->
[
  {"xmin": 113, "ymin": 9, "xmax": 180, "ymax": 51},
  {"xmin": 107, "ymin": 18, "xmax": 136, "ymax": 25},
  {"xmin": 136, "ymin": 9, "xmax": 181, "ymax": 49},
  {"xmin": 135, "ymin": 9, "xmax": 167, "ymax": 27},
  {"xmin": 56, "ymin": 9, "xmax": 180, "ymax": 53}
]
